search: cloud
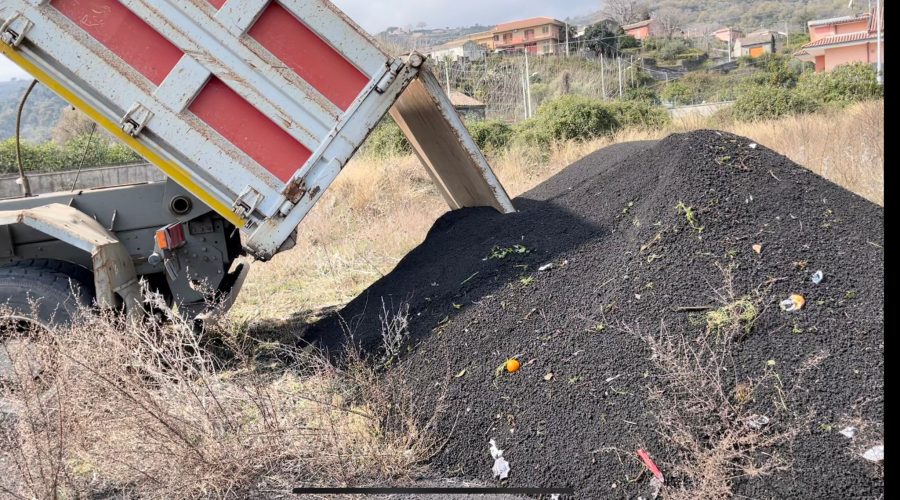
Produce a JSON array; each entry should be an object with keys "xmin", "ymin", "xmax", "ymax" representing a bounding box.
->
[{"xmin": 331, "ymin": 0, "xmax": 599, "ymax": 32}]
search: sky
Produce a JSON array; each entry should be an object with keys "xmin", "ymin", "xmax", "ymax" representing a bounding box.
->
[
  {"xmin": 331, "ymin": 0, "xmax": 598, "ymax": 32},
  {"xmin": 0, "ymin": 0, "xmax": 599, "ymax": 81}
]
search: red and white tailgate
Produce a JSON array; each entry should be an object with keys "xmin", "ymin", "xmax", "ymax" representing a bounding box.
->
[{"xmin": 0, "ymin": 0, "xmax": 513, "ymax": 259}]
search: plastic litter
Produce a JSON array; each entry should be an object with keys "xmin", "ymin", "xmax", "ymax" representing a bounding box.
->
[
  {"xmin": 637, "ymin": 449, "xmax": 664, "ymax": 482},
  {"xmin": 862, "ymin": 445, "xmax": 884, "ymax": 463},
  {"xmin": 489, "ymin": 439, "xmax": 511, "ymax": 480},
  {"xmin": 862, "ymin": 445, "xmax": 883, "ymax": 462},
  {"xmin": 812, "ymin": 270, "xmax": 824, "ymax": 284},
  {"xmin": 780, "ymin": 294, "xmax": 806, "ymax": 312},
  {"xmin": 747, "ymin": 414, "xmax": 770, "ymax": 430},
  {"xmin": 749, "ymin": 143, "xmax": 758, "ymax": 149},
  {"xmin": 752, "ymin": 244, "xmax": 763, "ymax": 254},
  {"xmin": 839, "ymin": 426, "xmax": 857, "ymax": 438},
  {"xmin": 539, "ymin": 263, "xmax": 555, "ymax": 272}
]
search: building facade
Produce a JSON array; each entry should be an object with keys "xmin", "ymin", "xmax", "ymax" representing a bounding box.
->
[
  {"xmin": 428, "ymin": 40, "xmax": 487, "ymax": 62},
  {"xmin": 712, "ymin": 27, "xmax": 744, "ymax": 43},
  {"xmin": 622, "ymin": 19, "xmax": 656, "ymax": 40},
  {"xmin": 733, "ymin": 32, "xmax": 776, "ymax": 58},
  {"xmin": 796, "ymin": 10, "xmax": 884, "ymax": 73},
  {"xmin": 491, "ymin": 17, "xmax": 567, "ymax": 55}
]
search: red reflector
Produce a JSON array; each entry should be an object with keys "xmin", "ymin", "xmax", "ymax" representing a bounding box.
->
[{"xmin": 156, "ymin": 223, "xmax": 186, "ymax": 250}]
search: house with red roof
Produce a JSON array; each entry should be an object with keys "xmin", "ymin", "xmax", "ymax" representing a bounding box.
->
[
  {"xmin": 491, "ymin": 17, "xmax": 566, "ymax": 55},
  {"xmin": 622, "ymin": 19, "xmax": 658, "ymax": 40},
  {"xmin": 796, "ymin": 9, "xmax": 884, "ymax": 72}
]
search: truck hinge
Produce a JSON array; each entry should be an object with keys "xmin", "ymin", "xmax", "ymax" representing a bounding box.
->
[
  {"xmin": 0, "ymin": 13, "xmax": 34, "ymax": 48},
  {"xmin": 232, "ymin": 186, "xmax": 264, "ymax": 222},
  {"xmin": 120, "ymin": 102, "xmax": 154, "ymax": 137},
  {"xmin": 374, "ymin": 59, "xmax": 408, "ymax": 94}
]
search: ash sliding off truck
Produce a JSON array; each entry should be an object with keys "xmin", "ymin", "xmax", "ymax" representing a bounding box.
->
[{"xmin": 0, "ymin": 0, "xmax": 514, "ymax": 326}]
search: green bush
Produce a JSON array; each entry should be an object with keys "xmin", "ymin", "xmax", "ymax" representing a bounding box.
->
[
  {"xmin": 625, "ymin": 86, "xmax": 661, "ymax": 105},
  {"xmin": 747, "ymin": 53, "xmax": 804, "ymax": 88},
  {"xmin": 797, "ymin": 62, "xmax": 883, "ymax": 106},
  {"xmin": 466, "ymin": 119, "xmax": 513, "ymax": 152},
  {"xmin": 660, "ymin": 81, "xmax": 692, "ymax": 105},
  {"xmin": 0, "ymin": 135, "xmax": 141, "ymax": 174},
  {"xmin": 518, "ymin": 95, "xmax": 619, "ymax": 146},
  {"xmin": 657, "ymin": 38, "xmax": 694, "ymax": 61},
  {"xmin": 607, "ymin": 100, "xmax": 671, "ymax": 129},
  {"xmin": 362, "ymin": 118, "xmax": 411, "ymax": 158},
  {"xmin": 732, "ymin": 85, "xmax": 820, "ymax": 121}
]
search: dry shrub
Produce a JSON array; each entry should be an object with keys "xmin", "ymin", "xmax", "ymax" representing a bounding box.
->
[
  {"xmin": 639, "ymin": 320, "xmax": 796, "ymax": 500},
  {"xmin": 0, "ymin": 300, "xmax": 437, "ymax": 498},
  {"xmin": 631, "ymin": 269, "xmax": 801, "ymax": 500}
]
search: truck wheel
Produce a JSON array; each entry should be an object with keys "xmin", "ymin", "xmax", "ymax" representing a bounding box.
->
[
  {"xmin": 0, "ymin": 259, "xmax": 95, "ymax": 327},
  {"xmin": 0, "ymin": 260, "xmax": 95, "ymax": 417}
]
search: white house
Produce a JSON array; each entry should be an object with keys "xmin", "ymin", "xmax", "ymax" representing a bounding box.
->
[{"xmin": 428, "ymin": 40, "xmax": 486, "ymax": 62}]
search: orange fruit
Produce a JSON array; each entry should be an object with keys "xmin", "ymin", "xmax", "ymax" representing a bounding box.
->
[{"xmin": 505, "ymin": 359, "xmax": 521, "ymax": 373}]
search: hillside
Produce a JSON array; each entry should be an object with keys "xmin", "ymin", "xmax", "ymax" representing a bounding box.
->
[
  {"xmin": 376, "ymin": 24, "xmax": 493, "ymax": 52},
  {"xmin": 0, "ymin": 79, "xmax": 68, "ymax": 143},
  {"xmin": 593, "ymin": 0, "xmax": 850, "ymax": 32}
]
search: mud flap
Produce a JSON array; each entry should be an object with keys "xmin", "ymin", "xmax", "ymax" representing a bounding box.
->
[{"xmin": 389, "ymin": 68, "xmax": 516, "ymax": 214}]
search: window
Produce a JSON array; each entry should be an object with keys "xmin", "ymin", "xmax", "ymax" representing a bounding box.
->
[
  {"xmin": 493, "ymin": 35, "xmax": 499, "ymax": 41},
  {"xmin": 542, "ymin": 26, "xmax": 550, "ymax": 34}
]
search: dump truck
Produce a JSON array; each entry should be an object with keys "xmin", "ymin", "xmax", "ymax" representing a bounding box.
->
[{"xmin": 0, "ymin": 0, "xmax": 514, "ymax": 326}]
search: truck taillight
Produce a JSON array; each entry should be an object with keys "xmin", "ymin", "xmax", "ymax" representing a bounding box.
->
[{"xmin": 155, "ymin": 223, "xmax": 186, "ymax": 251}]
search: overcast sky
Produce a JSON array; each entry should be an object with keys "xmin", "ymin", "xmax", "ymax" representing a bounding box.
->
[
  {"xmin": 332, "ymin": 0, "xmax": 598, "ymax": 32},
  {"xmin": 0, "ymin": 0, "xmax": 599, "ymax": 81}
]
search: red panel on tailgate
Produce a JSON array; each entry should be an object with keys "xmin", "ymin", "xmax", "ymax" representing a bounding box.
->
[
  {"xmin": 190, "ymin": 77, "xmax": 312, "ymax": 183},
  {"xmin": 249, "ymin": 2, "xmax": 369, "ymax": 110},
  {"xmin": 51, "ymin": 0, "xmax": 182, "ymax": 86}
]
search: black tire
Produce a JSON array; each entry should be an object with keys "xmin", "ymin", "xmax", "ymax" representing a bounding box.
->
[{"xmin": 0, "ymin": 259, "xmax": 95, "ymax": 328}]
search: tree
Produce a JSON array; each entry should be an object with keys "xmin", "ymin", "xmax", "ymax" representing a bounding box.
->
[
  {"xmin": 601, "ymin": 0, "xmax": 651, "ymax": 26},
  {"xmin": 583, "ymin": 20, "xmax": 626, "ymax": 57},
  {"xmin": 51, "ymin": 105, "xmax": 96, "ymax": 144},
  {"xmin": 652, "ymin": 7, "xmax": 685, "ymax": 39}
]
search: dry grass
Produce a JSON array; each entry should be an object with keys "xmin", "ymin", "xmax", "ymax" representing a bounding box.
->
[
  {"xmin": 233, "ymin": 100, "xmax": 884, "ymax": 320},
  {"xmin": 0, "ymin": 299, "xmax": 438, "ymax": 498}
]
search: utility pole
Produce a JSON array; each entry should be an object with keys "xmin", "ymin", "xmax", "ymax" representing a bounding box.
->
[
  {"xmin": 524, "ymin": 50, "xmax": 533, "ymax": 117},
  {"xmin": 876, "ymin": 0, "xmax": 883, "ymax": 84},
  {"xmin": 600, "ymin": 52, "xmax": 607, "ymax": 100},
  {"xmin": 565, "ymin": 23, "xmax": 570, "ymax": 57},
  {"xmin": 630, "ymin": 56, "xmax": 635, "ymax": 87},
  {"xmin": 727, "ymin": 37, "xmax": 732, "ymax": 62},
  {"xmin": 617, "ymin": 56, "xmax": 623, "ymax": 99},
  {"xmin": 445, "ymin": 61, "xmax": 452, "ymax": 94},
  {"xmin": 785, "ymin": 21, "xmax": 789, "ymax": 51}
]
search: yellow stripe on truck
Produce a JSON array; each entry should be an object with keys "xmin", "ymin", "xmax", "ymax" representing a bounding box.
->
[{"xmin": 0, "ymin": 45, "xmax": 247, "ymax": 228}]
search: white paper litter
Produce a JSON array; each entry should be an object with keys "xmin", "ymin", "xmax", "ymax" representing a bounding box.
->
[
  {"xmin": 862, "ymin": 445, "xmax": 884, "ymax": 463},
  {"xmin": 839, "ymin": 426, "xmax": 857, "ymax": 438},
  {"xmin": 489, "ymin": 439, "xmax": 510, "ymax": 480}
]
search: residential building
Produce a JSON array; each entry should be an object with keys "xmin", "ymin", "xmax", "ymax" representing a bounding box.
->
[
  {"xmin": 733, "ymin": 32, "xmax": 776, "ymax": 58},
  {"xmin": 465, "ymin": 30, "xmax": 495, "ymax": 50},
  {"xmin": 622, "ymin": 19, "xmax": 656, "ymax": 40},
  {"xmin": 795, "ymin": 10, "xmax": 884, "ymax": 72},
  {"xmin": 712, "ymin": 27, "xmax": 744, "ymax": 43},
  {"xmin": 492, "ymin": 17, "xmax": 567, "ymax": 55},
  {"xmin": 428, "ymin": 40, "xmax": 487, "ymax": 62}
]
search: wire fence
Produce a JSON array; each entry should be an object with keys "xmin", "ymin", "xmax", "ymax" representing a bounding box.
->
[{"xmin": 433, "ymin": 52, "xmax": 653, "ymax": 122}]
